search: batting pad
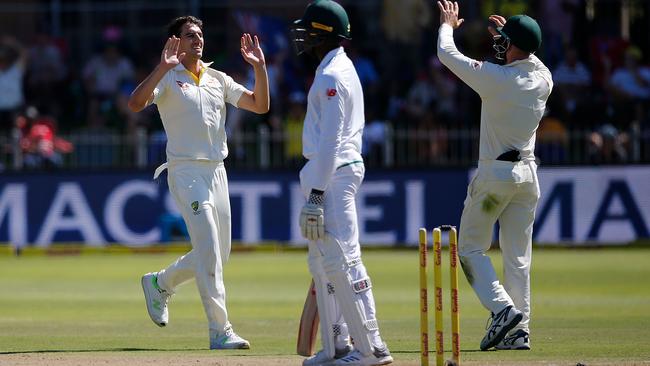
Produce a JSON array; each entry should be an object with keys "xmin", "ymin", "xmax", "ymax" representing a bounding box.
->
[
  {"xmin": 323, "ymin": 254, "xmax": 377, "ymax": 355},
  {"xmin": 309, "ymin": 254, "xmax": 345, "ymax": 358}
]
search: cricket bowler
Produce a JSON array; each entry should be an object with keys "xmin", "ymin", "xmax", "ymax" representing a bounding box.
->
[
  {"xmin": 436, "ymin": 1, "xmax": 553, "ymax": 351},
  {"xmin": 127, "ymin": 15, "xmax": 269, "ymax": 349}
]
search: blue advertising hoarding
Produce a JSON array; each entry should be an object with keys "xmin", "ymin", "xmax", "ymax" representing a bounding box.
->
[
  {"xmin": 0, "ymin": 170, "xmax": 467, "ymax": 247},
  {"xmin": 1, "ymin": 166, "xmax": 649, "ymax": 247}
]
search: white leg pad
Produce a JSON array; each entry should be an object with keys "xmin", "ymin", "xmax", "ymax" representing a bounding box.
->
[
  {"xmin": 323, "ymin": 254, "xmax": 377, "ymax": 355},
  {"xmin": 308, "ymin": 253, "xmax": 348, "ymax": 358}
]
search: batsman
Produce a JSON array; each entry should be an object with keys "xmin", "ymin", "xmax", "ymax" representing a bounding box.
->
[
  {"xmin": 291, "ymin": 1, "xmax": 393, "ymax": 365},
  {"xmin": 436, "ymin": 1, "xmax": 553, "ymax": 351}
]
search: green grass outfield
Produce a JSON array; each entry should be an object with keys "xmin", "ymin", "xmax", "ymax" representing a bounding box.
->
[{"xmin": 1, "ymin": 247, "xmax": 649, "ymax": 365}]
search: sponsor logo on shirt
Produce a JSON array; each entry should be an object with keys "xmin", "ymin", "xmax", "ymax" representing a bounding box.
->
[
  {"xmin": 326, "ymin": 88, "xmax": 337, "ymax": 97},
  {"xmin": 176, "ymin": 80, "xmax": 191, "ymax": 90},
  {"xmin": 471, "ymin": 61, "xmax": 483, "ymax": 70}
]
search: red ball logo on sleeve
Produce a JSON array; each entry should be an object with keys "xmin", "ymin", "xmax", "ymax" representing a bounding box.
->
[{"xmin": 327, "ymin": 88, "xmax": 337, "ymax": 97}]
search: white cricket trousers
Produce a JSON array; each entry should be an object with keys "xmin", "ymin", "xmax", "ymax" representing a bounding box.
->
[
  {"xmin": 458, "ymin": 160, "xmax": 540, "ymax": 332},
  {"xmin": 300, "ymin": 161, "xmax": 384, "ymax": 351},
  {"xmin": 157, "ymin": 160, "xmax": 232, "ymax": 334}
]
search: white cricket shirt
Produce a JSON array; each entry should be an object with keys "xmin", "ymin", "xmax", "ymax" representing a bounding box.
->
[
  {"xmin": 437, "ymin": 24, "xmax": 553, "ymax": 162},
  {"xmin": 302, "ymin": 47, "xmax": 364, "ymax": 191},
  {"xmin": 152, "ymin": 61, "xmax": 247, "ymax": 162}
]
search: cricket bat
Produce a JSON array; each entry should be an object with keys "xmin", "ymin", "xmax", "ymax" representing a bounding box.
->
[{"xmin": 297, "ymin": 279, "xmax": 319, "ymax": 356}]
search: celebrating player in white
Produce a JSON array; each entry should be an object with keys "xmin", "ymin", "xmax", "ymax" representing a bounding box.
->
[
  {"xmin": 127, "ymin": 16, "xmax": 269, "ymax": 349},
  {"xmin": 436, "ymin": 1, "xmax": 552, "ymax": 351},
  {"xmin": 292, "ymin": 1, "xmax": 393, "ymax": 366}
]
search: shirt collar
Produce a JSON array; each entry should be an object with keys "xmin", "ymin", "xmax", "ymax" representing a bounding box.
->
[
  {"xmin": 505, "ymin": 55, "xmax": 534, "ymax": 68},
  {"xmin": 174, "ymin": 60, "xmax": 213, "ymax": 85},
  {"xmin": 317, "ymin": 47, "xmax": 345, "ymax": 72}
]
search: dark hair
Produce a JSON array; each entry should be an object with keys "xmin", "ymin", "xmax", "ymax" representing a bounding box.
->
[{"xmin": 166, "ymin": 16, "xmax": 203, "ymax": 37}]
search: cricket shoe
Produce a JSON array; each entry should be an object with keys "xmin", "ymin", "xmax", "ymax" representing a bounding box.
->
[
  {"xmin": 141, "ymin": 272, "xmax": 171, "ymax": 327},
  {"xmin": 210, "ymin": 326, "xmax": 250, "ymax": 350},
  {"xmin": 495, "ymin": 329, "xmax": 531, "ymax": 350},
  {"xmin": 480, "ymin": 305, "xmax": 523, "ymax": 351},
  {"xmin": 303, "ymin": 345, "xmax": 354, "ymax": 366},
  {"xmin": 333, "ymin": 344, "xmax": 393, "ymax": 365}
]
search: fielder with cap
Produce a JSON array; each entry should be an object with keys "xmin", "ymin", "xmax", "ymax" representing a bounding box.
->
[
  {"xmin": 291, "ymin": 1, "xmax": 393, "ymax": 365},
  {"xmin": 436, "ymin": 1, "xmax": 553, "ymax": 351}
]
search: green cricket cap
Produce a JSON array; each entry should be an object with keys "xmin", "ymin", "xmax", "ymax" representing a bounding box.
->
[
  {"xmin": 497, "ymin": 15, "xmax": 542, "ymax": 53},
  {"xmin": 294, "ymin": 0, "xmax": 351, "ymax": 39}
]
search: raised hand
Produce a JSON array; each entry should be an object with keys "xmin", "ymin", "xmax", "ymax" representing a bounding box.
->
[
  {"xmin": 437, "ymin": 1, "xmax": 464, "ymax": 29},
  {"xmin": 488, "ymin": 14, "xmax": 507, "ymax": 36},
  {"xmin": 160, "ymin": 36, "xmax": 186, "ymax": 69},
  {"xmin": 240, "ymin": 33, "xmax": 266, "ymax": 67}
]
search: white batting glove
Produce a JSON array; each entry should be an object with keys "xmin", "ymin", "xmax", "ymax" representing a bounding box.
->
[{"xmin": 299, "ymin": 190, "xmax": 325, "ymax": 241}]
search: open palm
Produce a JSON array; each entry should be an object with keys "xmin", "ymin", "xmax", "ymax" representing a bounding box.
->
[
  {"xmin": 240, "ymin": 33, "xmax": 265, "ymax": 67},
  {"xmin": 161, "ymin": 36, "xmax": 186, "ymax": 69}
]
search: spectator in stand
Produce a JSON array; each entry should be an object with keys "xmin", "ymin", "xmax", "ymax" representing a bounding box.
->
[
  {"xmin": 429, "ymin": 57, "xmax": 457, "ymax": 120},
  {"xmin": 405, "ymin": 56, "xmax": 457, "ymax": 124},
  {"xmin": 25, "ymin": 32, "xmax": 67, "ymax": 118},
  {"xmin": 83, "ymin": 31, "xmax": 135, "ymax": 128},
  {"xmin": 553, "ymin": 46, "xmax": 591, "ymax": 114},
  {"xmin": 0, "ymin": 36, "xmax": 26, "ymax": 133},
  {"xmin": 607, "ymin": 46, "xmax": 650, "ymax": 134},
  {"xmin": 406, "ymin": 68, "xmax": 436, "ymax": 123},
  {"xmin": 608, "ymin": 46, "xmax": 650, "ymax": 101},
  {"xmin": 588, "ymin": 123, "xmax": 628, "ymax": 164},
  {"xmin": 16, "ymin": 106, "xmax": 73, "ymax": 170}
]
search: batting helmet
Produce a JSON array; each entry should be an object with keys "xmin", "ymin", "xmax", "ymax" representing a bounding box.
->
[
  {"xmin": 496, "ymin": 15, "xmax": 542, "ymax": 54},
  {"xmin": 291, "ymin": 0, "xmax": 351, "ymax": 55}
]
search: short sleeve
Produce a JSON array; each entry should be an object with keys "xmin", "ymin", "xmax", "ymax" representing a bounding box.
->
[
  {"xmin": 222, "ymin": 73, "xmax": 249, "ymax": 106},
  {"xmin": 152, "ymin": 70, "xmax": 171, "ymax": 105}
]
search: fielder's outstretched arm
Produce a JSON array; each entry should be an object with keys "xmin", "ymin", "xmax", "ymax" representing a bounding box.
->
[{"xmin": 436, "ymin": 1, "xmax": 507, "ymax": 97}]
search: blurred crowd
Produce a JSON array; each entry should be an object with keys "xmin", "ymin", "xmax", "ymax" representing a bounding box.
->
[{"xmin": 0, "ymin": 0, "xmax": 648, "ymax": 170}]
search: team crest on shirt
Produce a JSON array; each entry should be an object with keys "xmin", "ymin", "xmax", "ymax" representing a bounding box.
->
[
  {"xmin": 191, "ymin": 200, "xmax": 200, "ymax": 215},
  {"xmin": 176, "ymin": 80, "xmax": 190, "ymax": 90},
  {"xmin": 326, "ymin": 88, "xmax": 337, "ymax": 98}
]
